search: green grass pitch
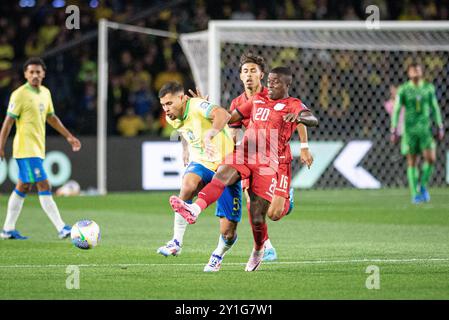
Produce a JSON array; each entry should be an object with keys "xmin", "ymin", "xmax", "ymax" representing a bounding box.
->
[{"xmin": 0, "ymin": 189, "xmax": 448, "ymax": 299}]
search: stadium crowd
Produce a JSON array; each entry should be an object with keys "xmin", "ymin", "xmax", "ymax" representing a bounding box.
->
[{"xmin": 0, "ymin": 0, "xmax": 448, "ymax": 137}]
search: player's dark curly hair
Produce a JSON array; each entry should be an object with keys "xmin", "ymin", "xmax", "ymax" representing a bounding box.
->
[
  {"xmin": 158, "ymin": 81, "xmax": 184, "ymax": 98},
  {"xmin": 239, "ymin": 52, "xmax": 266, "ymax": 73},
  {"xmin": 23, "ymin": 57, "xmax": 47, "ymax": 72}
]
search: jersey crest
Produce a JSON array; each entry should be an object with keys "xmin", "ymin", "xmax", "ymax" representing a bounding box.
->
[
  {"xmin": 273, "ymin": 103, "xmax": 286, "ymax": 111},
  {"xmin": 199, "ymin": 101, "xmax": 212, "ymax": 110}
]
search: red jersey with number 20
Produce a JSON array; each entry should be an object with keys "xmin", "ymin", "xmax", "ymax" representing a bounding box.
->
[
  {"xmin": 236, "ymin": 93, "xmax": 308, "ymax": 166},
  {"xmin": 229, "ymin": 87, "xmax": 269, "ymax": 128}
]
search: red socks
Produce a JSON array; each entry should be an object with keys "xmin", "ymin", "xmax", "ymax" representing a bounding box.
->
[
  {"xmin": 251, "ymin": 222, "xmax": 268, "ymax": 251},
  {"xmin": 247, "ymin": 200, "xmax": 268, "ymax": 251},
  {"xmin": 196, "ymin": 178, "xmax": 226, "ymax": 210}
]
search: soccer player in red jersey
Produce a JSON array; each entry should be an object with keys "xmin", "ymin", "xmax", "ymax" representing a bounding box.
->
[
  {"xmin": 170, "ymin": 66, "xmax": 318, "ymax": 271},
  {"xmin": 228, "ymin": 53, "xmax": 279, "ymax": 261}
]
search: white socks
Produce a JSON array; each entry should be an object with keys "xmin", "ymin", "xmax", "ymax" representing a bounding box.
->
[
  {"xmin": 173, "ymin": 212, "xmax": 187, "ymax": 245},
  {"xmin": 189, "ymin": 203, "xmax": 202, "ymax": 216},
  {"xmin": 213, "ymin": 234, "xmax": 237, "ymax": 257},
  {"xmin": 3, "ymin": 190, "xmax": 25, "ymax": 231},
  {"xmin": 39, "ymin": 194, "xmax": 65, "ymax": 231}
]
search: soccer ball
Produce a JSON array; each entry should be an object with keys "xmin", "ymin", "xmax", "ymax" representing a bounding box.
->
[{"xmin": 71, "ymin": 220, "xmax": 101, "ymax": 249}]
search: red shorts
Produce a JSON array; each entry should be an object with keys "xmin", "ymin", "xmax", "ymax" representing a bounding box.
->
[
  {"xmin": 228, "ymin": 163, "xmax": 277, "ymax": 202},
  {"xmin": 274, "ymin": 163, "xmax": 291, "ymax": 199},
  {"xmin": 223, "ymin": 149, "xmax": 277, "ymax": 202}
]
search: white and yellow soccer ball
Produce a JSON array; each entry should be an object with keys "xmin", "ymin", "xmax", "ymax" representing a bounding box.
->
[{"xmin": 71, "ymin": 220, "xmax": 101, "ymax": 249}]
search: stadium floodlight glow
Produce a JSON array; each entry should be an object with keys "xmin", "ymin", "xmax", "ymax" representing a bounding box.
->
[
  {"xmin": 19, "ymin": 0, "xmax": 35, "ymax": 7},
  {"xmin": 89, "ymin": 0, "xmax": 99, "ymax": 8},
  {"xmin": 97, "ymin": 19, "xmax": 177, "ymax": 195},
  {"xmin": 52, "ymin": 0, "xmax": 65, "ymax": 8}
]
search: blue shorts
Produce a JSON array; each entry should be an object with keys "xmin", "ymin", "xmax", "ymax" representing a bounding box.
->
[
  {"xmin": 16, "ymin": 157, "xmax": 48, "ymax": 183},
  {"xmin": 184, "ymin": 162, "xmax": 242, "ymax": 222}
]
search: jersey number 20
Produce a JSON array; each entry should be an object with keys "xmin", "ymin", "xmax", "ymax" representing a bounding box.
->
[{"xmin": 254, "ymin": 108, "xmax": 270, "ymax": 121}]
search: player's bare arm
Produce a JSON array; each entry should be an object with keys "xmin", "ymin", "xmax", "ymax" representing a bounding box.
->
[
  {"xmin": 295, "ymin": 110, "xmax": 318, "ymax": 127},
  {"xmin": 430, "ymin": 87, "xmax": 444, "ymax": 141},
  {"xmin": 390, "ymin": 90, "xmax": 402, "ymax": 144},
  {"xmin": 228, "ymin": 109, "xmax": 243, "ymax": 125},
  {"xmin": 0, "ymin": 115, "xmax": 15, "ymax": 160},
  {"xmin": 181, "ymin": 136, "xmax": 190, "ymax": 166},
  {"xmin": 204, "ymin": 106, "xmax": 231, "ymax": 157},
  {"xmin": 46, "ymin": 114, "xmax": 81, "ymax": 152},
  {"xmin": 297, "ymin": 123, "xmax": 313, "ymax": 169}
]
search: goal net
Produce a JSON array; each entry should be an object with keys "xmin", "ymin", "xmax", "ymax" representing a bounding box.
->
[{"xmin": 180, "ymin": 21, "xmax": 449, "ymax": 189}]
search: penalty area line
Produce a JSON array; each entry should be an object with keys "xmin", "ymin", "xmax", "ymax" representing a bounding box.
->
[{"xmin": 0, "ymin": 258, "xmax": 448, "ymax": 269}]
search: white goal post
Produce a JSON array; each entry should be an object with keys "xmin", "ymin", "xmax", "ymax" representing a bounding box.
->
[{"xmin": 96, "ymin": 19, "xmax": 177, "ymax": 195}]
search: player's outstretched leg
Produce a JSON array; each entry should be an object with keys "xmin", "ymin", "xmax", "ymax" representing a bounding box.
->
[
  {"xmin": 1, "ymin": 189, "xmax": 28, "ymax": 240},
  {"xmin": 169, "ymin": 196, "xmax": 201, "ymax": 224},
  {"xmin": 37, "ymin": 188, "xmax": 71, "ymax": 239}
]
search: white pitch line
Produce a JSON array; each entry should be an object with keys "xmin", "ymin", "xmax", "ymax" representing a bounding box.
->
[{"xmin": 0, "ymin": 258, "xmax": 448, "ymax": 269}]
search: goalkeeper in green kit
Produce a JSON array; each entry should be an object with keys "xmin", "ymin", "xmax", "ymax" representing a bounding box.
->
[{"xmin": 390, "ymin": 62, "xmax": 444, "ymax": 204}]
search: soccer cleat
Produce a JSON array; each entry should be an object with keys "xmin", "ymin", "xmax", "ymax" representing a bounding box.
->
[
  {"xmin": 203, "ymin": 254, "xmax": 223, "ymax": 272},
  {"xmin": 420, "ymin": 185, "xmax": 430, "ymax": 202},
  {"xmin": 58, "ymin": 225, "xmax": 72, "ymax": 239},
  {"xmin": 245, "ymin": 249, "xmax": 264, "ymax": 272},
  {"xmin": 262, "ymin": 247, "xmax": 278, "ymax": 262},
  {"xmin": 286, "ymin": 187, "xmax": 294, "ymax": 215},
  {"xmin": 0, "ymin": 229, "xmax": 28, "ymax": 240},
  {"xmin": 157, "ymin": 239, "xmax": 182, "ymax": 257},
  {"xmin": 412, "ymin": 194, "xmax": 425, "ymax": 204},
  {"xmin": 169, "ymin": 196, "xmax": 198, "ymax": 224}
]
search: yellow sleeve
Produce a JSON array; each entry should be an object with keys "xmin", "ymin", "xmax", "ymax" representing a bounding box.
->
[
  {"xmin": 47, "ymin": 89, "xmax": 55, "ymax": 116},
  {"xmin": 6, "ymin": 91, "xmax": 22, "ymax": 119},
  {"xmin": 191, "ymin": 98, "xmax": 217, "ymax": 120}
]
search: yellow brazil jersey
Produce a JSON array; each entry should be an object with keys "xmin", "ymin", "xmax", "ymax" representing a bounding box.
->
[
  {"xmin": 6, "ymin": 82, "xmax": 55, "ymax": 159},
  {"xmin": 166, "ymin": 98, "xmax": 234, "ymax": 171}
]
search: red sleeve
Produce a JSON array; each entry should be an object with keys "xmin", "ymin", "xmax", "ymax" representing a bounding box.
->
[
  {"xmin": 235, "ymin": 99, "xmax": 253, "ymax": 121},
  {"xmin": 229, "ymin": 99, "xmax": 243, "ymax": 128},
  {"xmin": 290, "ymin": 99, "xmax": 309, "ymax": 114},
  {"xmin": 299, "ymin": 100, "xmax": 310, "ymax": 113}
]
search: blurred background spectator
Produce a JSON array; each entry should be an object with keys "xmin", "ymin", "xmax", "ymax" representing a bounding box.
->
[{"xmin": 0, "ymin": 0, "xmax": 447, "ymax": 137}]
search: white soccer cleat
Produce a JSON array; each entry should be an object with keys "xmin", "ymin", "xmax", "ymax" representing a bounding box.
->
[
  {"xmin": 245, "ymin": 249, "xmax": 264, "ymax": 272},
  {"xmin": 204, "ymin": 254, "xmax": 223, "ymax": 272},
  {"xmin": 157, "ymin": 239, "xmax": 182, "ymax": 257}
]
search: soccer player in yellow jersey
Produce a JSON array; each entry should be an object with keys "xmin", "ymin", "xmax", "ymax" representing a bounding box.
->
[
  {"xmin": 157, "ymin": 81, "xmax": 241, "ymax": 272},
  {"xmin": 0, "ymin": 57, "xmax": 81, "ymax": 240}
]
